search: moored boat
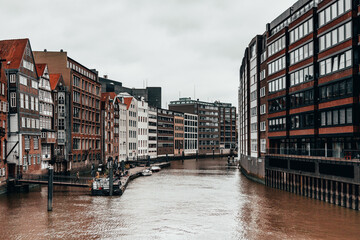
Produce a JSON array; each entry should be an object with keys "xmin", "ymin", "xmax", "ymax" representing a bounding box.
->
[
  {"xmin": 150, "ymin": 166, "xmax": 161, "ymax": 172},
  {"xmin": 142, "ymin": 169, "xmax": 152, "ymax": 176}
]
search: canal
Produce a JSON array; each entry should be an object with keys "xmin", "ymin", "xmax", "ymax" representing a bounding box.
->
[{"xmin": 0, "ymin": 158, "xmax": 359, "ymax": 239}]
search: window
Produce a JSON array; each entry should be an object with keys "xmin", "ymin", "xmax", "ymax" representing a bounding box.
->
[
  {"xmin": 24, "ymin": 95, "xmax": 29, "ymax": 109},
  {"xmin": 260, "ymin": 139, "xmax": 266, "ymax": 153},
  {"xmin": 290, "ymin": 42, "xmax": 313, "ymax": 65},
  {"xmin": 30, "ymin": 96, "xmax": 34, "ymax": 110},
  {"xmin": 269, "ymin": 97, "xmax": 286, "ymax": 113},
  {"xmin": 290, "ymin": 112, "xmax": 314, "ymax": 129},
  {"xmin": 25, "ymin": 137, "xmax": 30, "ymax": 150},
  {"xmin": 320, "ymin": 107, "xmax": 352, "ymax": 126},
  {"xmin": 250, "ymin": 123, "xmax": 257, "ymax": 133},
  {"xmin": 319, "ymin": 50, "xmax": 352, "ymax": 76},
  {"xmin": 290, "ymin": 65, "xmax": 314, "ymax": 86},
  {"xmin": 260, "ymin": 87, "xmax": 266, "ymax": 97},
  {"xmin": 73, "ymin": 76, "xmax": 80, "ymax": 87},
  {"xmin": 319, "ymin": 22, "xmax": 352, "ymax": 51},
  {"xmin": 260, "ymin": 104, "xmax": 266, "ymax": 115},
  {"xmin": 20, "ymin": 93, "xmax": 24, "ymax": 108},
  {"xmin": 34, "ymin": 137, "xmax": 39, "ymax": 150},
  {"xmin": 268, "ymin": 76, "xmax": 286, "ymax": 93},
  {"xmin": 22, "ymin": 60, "xmax": 34, "ymax": 71},
  {"xmin": 250, "ymin": 91, "xmax": 257, "ymax": 101},
  {"xmin": 269, "ymin": 117, "xmax": 286, "ymax": 131},
  {"xmin": 290, "ymin": 89, "xmax": 314, "ymax": 108},
  {"xmin": 73, "ymin": 139, "xmax": 80, "ymax": 150},
  {"xmin": 319, "ymin": 0, "xmax": 352, "ymax": 27},
  {"xmin": 260, "ymin": 121, "xmax": 266, "ymax": 131},
  {"xmin": 251, "ymin": 139, "xmax": 257, "ymax": 152},
  {"xmin": 268, "ymin": 36, "xmax": 286, "ymax": 56},
  {"xmin": 9, "ymin": 74, "xmax": 16, "ymax": 83},
  {"xmin": 268, "ymin": 56, "xmax": 286, "ymax": 75},
  {"xmin": 10, "ymin": 92, "xmax": 16, "ymax": 107},
  {"xmin": 35, "ymin": 98, "xmax": 38, "ymax": 111},
  {"xmin": 289, "ymin": 18, "xmax": 313, "ymax": 44},
  {"xmin": 250, "ymin": 107, "xmax": 257, "ymax": 117},
  {"xmin": 19, "ymin": 76, "xmax": 27, "ymax": 85},
  {"xmin": 31, "ymin": 80, "xmax": 38, "ymax": 89},
  {"xmin": 320, "ymin": 79, "xmax": 352, "ymax": 101}
]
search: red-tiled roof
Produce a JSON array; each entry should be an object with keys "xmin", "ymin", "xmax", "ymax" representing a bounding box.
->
[
  {"xmin": 124, "ymin": 97, "xmax": 133, "ymax": 110},
  {"xmin": 0, "ymin": 39, "xmax": 28, "ymax": 69},
  {"xmin": 49, "ymin": 73, "xmax": 62, "ymax": 90},
  {"xmin": 35, "ymin": 63, "xmax": 46, "ymax": 76},
  {"xmin": 101, "ymin": 92, "xmax": 117, "ymax": 102}
]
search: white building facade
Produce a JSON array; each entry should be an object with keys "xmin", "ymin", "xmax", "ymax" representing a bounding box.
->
[
  {"xmin": 184, "ymin": 113, "xmax": 198, "ymax": 155},
  {"xmin": 137, "ymin": 98, "xmax": 148, "ymax": 159}
]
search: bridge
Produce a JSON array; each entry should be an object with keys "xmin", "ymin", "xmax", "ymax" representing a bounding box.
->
[{"xmin": 18, "ymin": 174, "xmax": 93, "ymax": 188}]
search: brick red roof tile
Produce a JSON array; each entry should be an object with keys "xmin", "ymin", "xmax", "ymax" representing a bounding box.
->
[
  {"xmin": 49, "ymin": 73, "xmax": 62, "ymax": 90},
  {"xmin": 35, "ymin": 63, "xmax": 46, "ymax": 77},
  {"xmin": 0, "ymin": 39, "xmax": 28, "ymax": 69},
  {"xmin": 101, "ymin": 92, "xmax": 117, "ymax": 102},
  {"xmin": 124, "ymin": 97, "xmax": 133, "ymax": 110}
]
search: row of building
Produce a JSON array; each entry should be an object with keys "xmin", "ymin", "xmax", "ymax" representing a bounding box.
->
[
  {"xmin": 238, "ymin": 0, "xmax": 360, "ymax": 191},
  {"xmin": 0, "ymin": 38, "xmax": 237, "ymax": 192}
]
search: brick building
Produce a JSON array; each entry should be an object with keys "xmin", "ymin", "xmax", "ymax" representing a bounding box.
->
[
  {"xmin": 169, "ymin": 98, "xmax": 222, "ymax": 155},
  {"xmin": 0, "ymin": 39, "xmax": 41, "ymax": 176},
  {"xmin": 215, "ymin": 101, "xmax": 237, "ymax": 155},
  {"xmin": 174, "ymin": 112, "xmax": 184, "ymax": 156},
  {"xmin": 148, "ymin": 106, "xmax": 158, "ymax": 158},
  {"xmin": 157, "ymin": 108, "xmax": 174, "ymax": 157},
  {"xmin": 239, "ymin": 0, "xmax": 360, "ymax": 183},
  {"xmin": 34, "ymin": 50, "xmax": 102, "ymax": 171},
  {"xmin": 101, "ymin": 92, "xmax": 120, "ymax": 164},
  {"xmin": 50, "ymin": 73, "xmax": 70, "ymax": 173},
  {"xmin": 0, "ymin": 58, "xmax": 8, "ymax": 192}
]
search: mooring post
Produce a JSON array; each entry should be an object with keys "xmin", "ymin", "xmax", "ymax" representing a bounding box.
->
[
  {"xmin": 108, "ymin": 157, "xmax": 114, "ymax": 196},
  {"xmin": 48, "ymin": 166, "xmax": 53, "ymax": 211}
]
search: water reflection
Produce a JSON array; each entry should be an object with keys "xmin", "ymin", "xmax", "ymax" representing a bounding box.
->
[{"xmin": 0, "ymin": 158, "xmax": 359, "ymax": 240}]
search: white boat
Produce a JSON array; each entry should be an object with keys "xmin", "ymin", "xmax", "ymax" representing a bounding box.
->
[
  {"xmin": 142, "ymin": 169, "xmax": 152, "ymax": 176},
  {"xmin": 150, "ymin": 166, "xmax": 161, "ymax": 172}
]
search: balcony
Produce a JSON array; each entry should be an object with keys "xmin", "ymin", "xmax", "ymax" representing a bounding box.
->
[{"xmin": 267, "ymin": 148, "xmax": 360, "ymax": 163}]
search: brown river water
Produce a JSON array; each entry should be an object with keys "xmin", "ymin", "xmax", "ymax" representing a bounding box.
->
[{"xmin": 0, "ymin": 158, "xmax": 359, "ymax": 240}]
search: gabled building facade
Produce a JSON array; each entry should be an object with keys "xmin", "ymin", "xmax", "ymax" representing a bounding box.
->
[
  {"xmin": 101, "ymin": 92, "xmax": 119, "ymax": 164},
  {"xmin": 36, "ymin": 64, "xmax": 55, "ymax": 170},
  {"xmin": 122, "ymin": 95, "xmax": 138, "ymax": 160},
  {"xmin": 0, "ymin": 39, "xmax": 41, "ymax": 176},
  {"xmin": 50, "ymin": 73, "xmax": 70, "ymax": 173},
  {"xmin": 0, "ymin": 58, "xmax": 8, "ymax": 192}
]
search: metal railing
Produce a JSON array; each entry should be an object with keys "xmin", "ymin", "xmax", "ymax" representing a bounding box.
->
[
  {"xmin": 21, "ymin": 174, "xmax": 93, "ymax": 185},
  {"xmin": 267, "ymin": 148, "xmax": 360, "ymax": 160}
]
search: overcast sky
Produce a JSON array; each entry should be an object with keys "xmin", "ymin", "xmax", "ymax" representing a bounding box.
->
[{"xmin": 0, "ymin": 0, "xmax": 293, "ymax": 108}]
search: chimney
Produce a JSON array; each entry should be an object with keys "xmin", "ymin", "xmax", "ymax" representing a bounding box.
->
[
  {"xmin": 60, "ymin": 49, "xmax": 63, "ymax": 52},
  {"xmin": 44, "ymin": 49, "xmax": 47, "ymax": 52},
  {"xmin": 103, "ymin": 75, "xmax": 108, "ymax": 79}
]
